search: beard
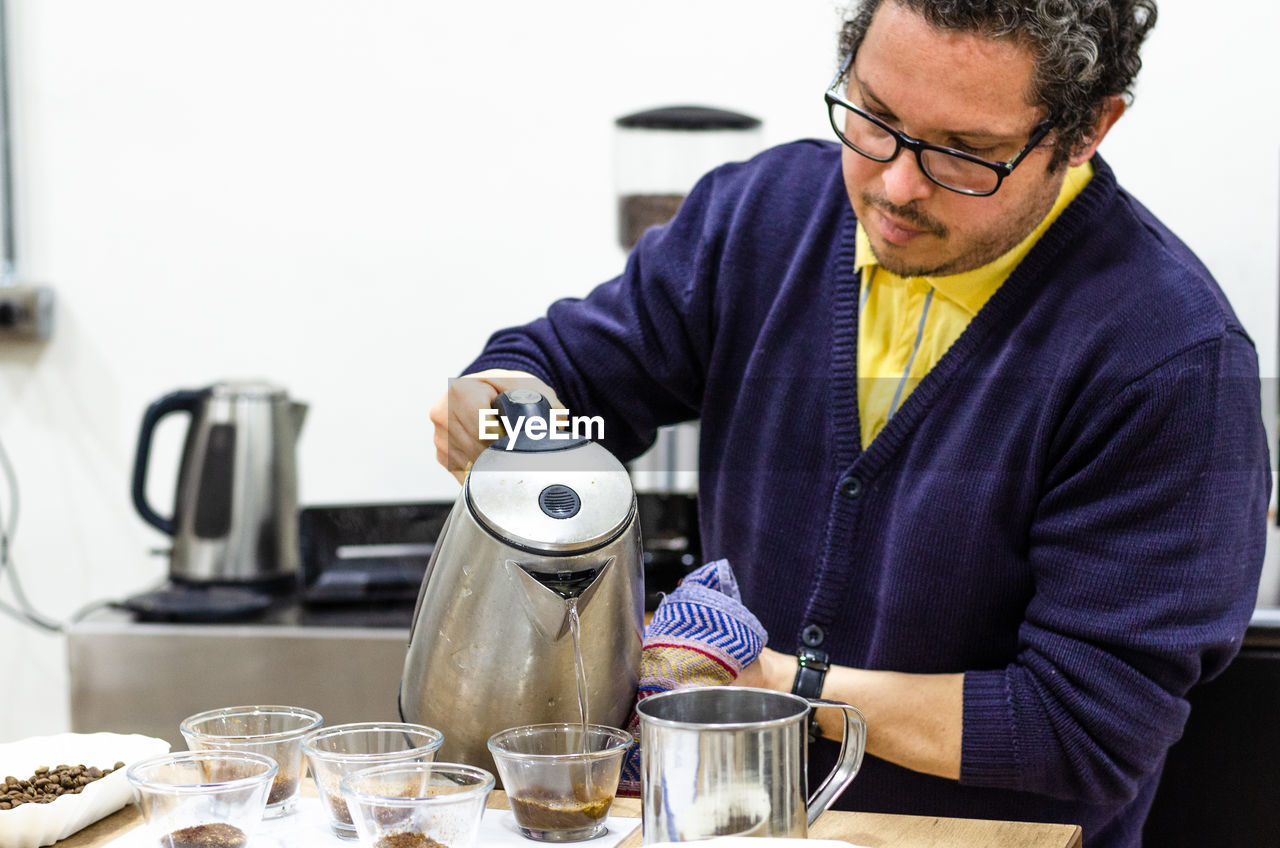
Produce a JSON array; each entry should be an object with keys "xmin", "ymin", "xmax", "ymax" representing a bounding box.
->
[{"xmin": 858, "ymin": 177, "xmax": 1062, "ymax": 277}]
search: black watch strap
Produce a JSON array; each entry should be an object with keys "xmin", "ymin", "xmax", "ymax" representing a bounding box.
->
[
  {"xmin": 791, "ymin": 646, "xmax": 830, "ymax": 699},
  {"xmin": 791, "ymin": 646, "xmax": 829, "ymax": 743}
]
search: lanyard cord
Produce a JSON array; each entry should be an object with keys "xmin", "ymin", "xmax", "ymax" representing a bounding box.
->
[
  {"xmin": 861, "ymin": 265, "xmax": 936, "ymax": 421},
  {"xmin": 889, "ymin": 286, "xmax": 934, "ymax": 417}
]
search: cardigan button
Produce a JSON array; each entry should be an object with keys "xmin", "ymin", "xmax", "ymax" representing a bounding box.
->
[
  {"xmin": 801, "ymin": 624, "xmax": 825, "ymax": 647},
  {"xmin": 839, "ymin": 476, "xmax": 863, "ymax": 499}
]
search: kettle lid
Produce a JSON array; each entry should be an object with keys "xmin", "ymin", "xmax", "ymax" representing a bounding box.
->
[
  {"xmin": 210, "ymin": 380, "xmax": 288, "ymax": 399},
  {"xmin": 465, "ymin": 440, "xmax": 635, "ymax": 555}
]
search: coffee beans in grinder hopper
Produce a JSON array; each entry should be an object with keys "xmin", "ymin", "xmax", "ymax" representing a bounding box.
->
[
  {"xmin": 0, "ymin": 762, "xmax": 125, "ymax": 809},
  {"xmin": 613, "ymin": 106, "xmax": 764, "ymax": 250},
  {"xmin": 617, "ymin": 194, "xmax": 685, "ymax": 251}
]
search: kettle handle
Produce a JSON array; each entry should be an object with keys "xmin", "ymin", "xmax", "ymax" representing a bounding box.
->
[
  {"xmin": 803, "ymin": 698, "xmax": 867, "ymax": 827},
  {"xmin": 130, "ymin": 388, "xmax": 206, "ymax": 536}
]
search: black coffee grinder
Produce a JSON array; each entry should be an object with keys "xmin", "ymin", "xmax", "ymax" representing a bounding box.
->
[{"xmin": 614, "ymin": 106, "xmax": 763, "ymax": 606}]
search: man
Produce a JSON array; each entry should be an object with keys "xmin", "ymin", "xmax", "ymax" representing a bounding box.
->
[{"xmin": 430, "ymin": 2, "xmax": 1270, "ymax": 845}]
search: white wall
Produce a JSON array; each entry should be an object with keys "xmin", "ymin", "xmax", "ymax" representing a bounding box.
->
[{"xmin": 0, "ymin": 0, "xmax": 1276, "ymax": 742}]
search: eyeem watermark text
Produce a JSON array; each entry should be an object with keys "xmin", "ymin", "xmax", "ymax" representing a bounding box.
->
[{"xmin": 478, "ymin": 408, "xmax": 604, "ymax": 449}]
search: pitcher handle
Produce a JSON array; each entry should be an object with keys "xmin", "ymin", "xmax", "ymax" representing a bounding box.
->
[{"xmin": 803, "ymin": 697, "xmax": 867, "ymax": 827}]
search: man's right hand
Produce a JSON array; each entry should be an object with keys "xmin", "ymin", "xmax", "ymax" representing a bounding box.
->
[{"xmin": 429, "ymin": 369, "xmax": 565, "ymax": 483}]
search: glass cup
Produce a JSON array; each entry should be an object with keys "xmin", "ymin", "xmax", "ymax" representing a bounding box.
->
[
  {"xmin": 126, "ymin": 750, "xmax": 277, "ymax": 848},
  {"xmin": 487, "ymin": 724, "xmax": 634, "ymax": 842},
  {"xmin": 302, "ymin": 722, "xmax": 446, "ymax": 838},
  {"xmin": 341, "ymin": 762, "xmax": 494, "ymax": 848},
  {"xmin": 179, "ymin": 704, "xmax": 323, "ymax": 818}
]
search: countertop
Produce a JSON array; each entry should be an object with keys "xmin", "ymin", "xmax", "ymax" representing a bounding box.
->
[
  {"xmin": 53, "ymin": 792, "xmax": 1083, "ymax": 848},
  {"xmin": 101, "ymin": 510, "xmax": 1280, "ymax": 622},
  {"xmin": 67, "ymin": 521, "xmax": 1280, "ymax": 747},
  {"xmin": 80, "ymin": 514, "xmax": 1280, "ymax": 641}
]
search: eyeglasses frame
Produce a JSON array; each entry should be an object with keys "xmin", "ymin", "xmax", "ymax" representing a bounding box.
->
[{"xmin": 824, "ymin": 52, "xmax": 1055, "ymax": 197}]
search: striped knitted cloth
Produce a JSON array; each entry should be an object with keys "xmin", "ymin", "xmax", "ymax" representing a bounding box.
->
[{"xmin": 617, "ymin": 559, "xmax": 768, "ymax": 795}]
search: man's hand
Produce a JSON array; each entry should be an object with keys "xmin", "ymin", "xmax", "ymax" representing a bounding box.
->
[{"xmin": 429, "ymin": 369, "xmax": 564, "ymax": 483}]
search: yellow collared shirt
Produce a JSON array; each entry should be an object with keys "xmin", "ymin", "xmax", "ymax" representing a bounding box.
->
[{"xmin": 856, "ymin": 162, "xmax": 1093, "ymax": 449}]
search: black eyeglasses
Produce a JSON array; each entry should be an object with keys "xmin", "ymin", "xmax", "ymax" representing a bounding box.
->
[{"xmin": 824, "ymin": 53, "xmax": 1054, "ymax": 197}]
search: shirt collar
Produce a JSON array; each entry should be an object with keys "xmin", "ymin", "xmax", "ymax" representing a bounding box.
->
[{"xmin": 854, "ymin": 162, "xmax": 1094, "ymax": 317}]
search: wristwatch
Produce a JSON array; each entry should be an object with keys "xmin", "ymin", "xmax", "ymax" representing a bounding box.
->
[
  {"xmin": 791, "ymin": 646, "xmax": 829, "ymax": 698},
  {"xmin": 791, "ymin": 646, "xmax": 829, "ymax": 742}
]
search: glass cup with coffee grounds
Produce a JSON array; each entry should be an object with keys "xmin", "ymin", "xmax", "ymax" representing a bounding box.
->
[
  {"xmin": 487, "ymin": 724, "xmax": 633, "ymax": 842},
  {"xmin": 179, "ymin": 704, "xmax": 323, "ymax": 818},
  {"xmin": 126, "ymin": 750, "xmax": 277, "ymax": 848},
  {"xmin": 340, "ymin": 762, "xmax": 494, "ymax": 848},
  {"xmin": 303, "ymin": 722, "xmax": 445, "ymax": 839}
]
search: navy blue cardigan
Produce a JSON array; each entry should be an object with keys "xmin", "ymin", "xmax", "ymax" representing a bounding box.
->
[{"xmin": 467, "ymin": 141, "xmax": 1271, "ymax": 847}]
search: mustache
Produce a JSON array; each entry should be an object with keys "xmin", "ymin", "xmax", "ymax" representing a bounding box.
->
[{"xmin": 860, "ymin": 192, "xmax": 948, "ymax": 239}]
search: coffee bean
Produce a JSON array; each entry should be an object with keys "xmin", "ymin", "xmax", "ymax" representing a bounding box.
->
[{"xmin": 0, "ymin": 762, "xmax": 121, "ymax": 810}]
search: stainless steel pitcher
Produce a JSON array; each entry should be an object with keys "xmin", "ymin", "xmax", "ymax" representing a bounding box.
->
[
  {"xmin": 399, "ymin": 389, "xmax": 645, "ymax": 776},
  {"xmin": 636, "ymin": 686, "xmax": 867, "ymax": 842}
]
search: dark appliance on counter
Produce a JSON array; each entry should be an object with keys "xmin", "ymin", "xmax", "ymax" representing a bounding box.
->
[
  {"xmin": 1143, "ymin": 628, "xmax": 1280, "ymax": 846},
  {"xmin": 636, "ymin": 492, "xmax": 700, "ymax": 609},
  {"xmin": 1144, "ymin": 539, "xmax": 1280, "ymax": 846},
  {"xmin": 124, "ymin": 381, "xmax": 307, "ymax": 622},
  {"xmin": 301, "ymin": 497, "xmax": 697, "ymax": 612},
  {"xmin": 303, "ymin": 496, "xmax": 694, "ymax": 612},
  {"xmin": 298, "ymin": 502, "xmax": 451, "ymax": 605}
]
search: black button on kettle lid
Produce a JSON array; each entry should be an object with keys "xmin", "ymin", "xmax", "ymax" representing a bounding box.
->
[
  {"xmin": 539, "ymin": 485, "xmax": 582, "ymax": 519},
  {"xmin": 615, "ymin": 105, "xmax": 762, "ymax": 131}
]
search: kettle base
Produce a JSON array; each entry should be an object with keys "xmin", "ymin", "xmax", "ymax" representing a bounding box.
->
[{"xmin": 119, "ymin": 584, "xmax": 273, "ymax": 623}]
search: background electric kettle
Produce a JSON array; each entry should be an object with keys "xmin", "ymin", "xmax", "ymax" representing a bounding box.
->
[{"xmin": 126, "ymin": 380, "xmax": 307, "ymax": 620}]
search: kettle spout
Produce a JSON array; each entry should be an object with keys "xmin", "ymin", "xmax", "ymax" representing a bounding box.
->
[
  {"xmin": 509, "ymin": 557, "xmax": 615, "ymax": 642},
  {"xmin": 289, "ymin": 401, "xmax": 309, "ymax": 441}
]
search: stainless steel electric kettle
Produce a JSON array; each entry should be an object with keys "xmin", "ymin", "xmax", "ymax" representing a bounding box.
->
[
  {"xmin": 399, "ymin": 389, "xmax": 645, "ymax": 775},
  {"xmin": 130, "ymin": 380, "xmax": 308, "ymax": 588}
]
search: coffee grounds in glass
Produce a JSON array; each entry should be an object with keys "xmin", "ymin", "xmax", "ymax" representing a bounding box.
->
[
  {"xmin": 374, "ymin": 833, "xmax": 449, "ymax": 848},
  {"xmin": 162, "ymin": 823, "xmax": 247, "ymax": 848},
  {"xmin": 509, "ymin": 788, "xmax": 613, "ymax": 830}
]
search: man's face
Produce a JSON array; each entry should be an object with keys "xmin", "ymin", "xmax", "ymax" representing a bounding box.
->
[{"xmin": 844, "ymin": 1, "xmax": 1065, "ymax": 277}]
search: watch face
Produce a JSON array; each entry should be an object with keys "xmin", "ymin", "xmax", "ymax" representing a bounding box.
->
[
  {"xmin": 798, "ymin": 647, "xmax": 830, "ymax": 670},
  {"xmin": 791, "ymin": 647, "xmax": 830, "ymax": 702}
]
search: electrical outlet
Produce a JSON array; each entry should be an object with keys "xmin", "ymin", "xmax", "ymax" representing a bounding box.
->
[{"xmin": 0, "ymin": 285, "xmax": 54, "ymax": 341}]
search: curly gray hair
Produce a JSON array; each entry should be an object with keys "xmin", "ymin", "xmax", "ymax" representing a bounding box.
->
[{"xmin": 838, "ymin": 0, "xmax": 1158, "ymax": 170}]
